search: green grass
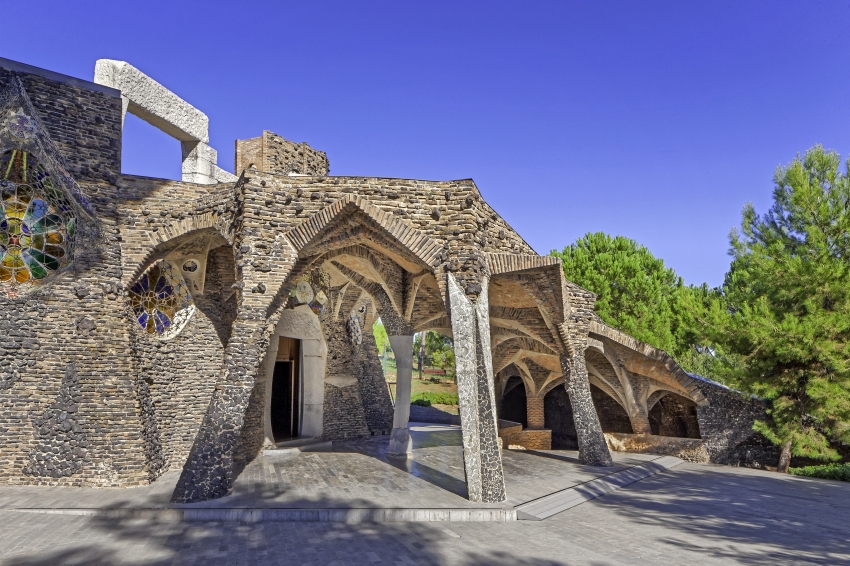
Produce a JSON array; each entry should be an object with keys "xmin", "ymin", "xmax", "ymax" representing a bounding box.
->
[
  {"xmin": 789, "ymin": 463, "xmax": 850, "ymax": 482},
  {"xmin": 411, "ymin": 391, "xmax": 459, "ymax": 406}
]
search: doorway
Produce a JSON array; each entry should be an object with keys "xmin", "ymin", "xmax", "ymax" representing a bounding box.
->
[{"xmin": 271, "ymin": 337, "xmax": 301, "ymax": 441}]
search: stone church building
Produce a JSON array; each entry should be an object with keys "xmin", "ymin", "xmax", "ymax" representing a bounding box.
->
[{"xmin": 0, "ymin": 57, "xmax": 768, "ymax": 504}]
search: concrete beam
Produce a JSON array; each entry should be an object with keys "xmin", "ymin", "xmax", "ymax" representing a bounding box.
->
[
  {"xmin": 94, "ymin": 59, "xmax": 208, "ymax": 142},
  {"xmin": 94, "ymin": 59, "xmax": 237, "ymax": 185}
]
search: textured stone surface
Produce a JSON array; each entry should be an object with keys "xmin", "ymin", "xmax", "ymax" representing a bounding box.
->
[
  {"xmin": 93, "ymin": 59, "xmax": 235, "ymax": 184},
  {"xmin": 605, "ymin": 433, "xmax": 710, "ymax": 463},
  {"xmin": 235, "ymin": 130, "xmax": 329, "ymax": 176},
  {"xmin": 448, "ymin": 274, "xmax": 506, "ymax": 503}
]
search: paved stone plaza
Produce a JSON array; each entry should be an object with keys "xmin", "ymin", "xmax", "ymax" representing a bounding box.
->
[{"xmin": 1, "ymin": 424, "xmax": 849, "ymax": 565}]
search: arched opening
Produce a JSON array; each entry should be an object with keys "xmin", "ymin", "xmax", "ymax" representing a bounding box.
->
[
  {"xmin": 649, "ymin": 392, "xmax": 701, "ymax": 439},
  {"xmin": 544, "ymin": 386, "xmax": 577, "ymax": 449},
  {"xmin": 500, "ymin": 376, "xmax": 527, "ymax": 427},
  {"xmin": 590, "ymin": 384, "xmax": 634, "ymax": 434}
]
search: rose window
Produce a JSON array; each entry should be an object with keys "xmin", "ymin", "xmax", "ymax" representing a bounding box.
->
[
  {"xmin": 129, "ymin": 260, "xmax": 194, "ymax": 338},
  {"xmin": 0, "ymin": 150, "xmax": 74, "ymax": 288}
]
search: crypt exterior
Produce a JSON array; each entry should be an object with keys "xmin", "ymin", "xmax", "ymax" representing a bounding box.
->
[{"xmin": 0, "ymin": 58, "xmax": 769, "ymax": 504}]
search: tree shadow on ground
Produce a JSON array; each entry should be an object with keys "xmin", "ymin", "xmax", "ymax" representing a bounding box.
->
[
  {"xmin": 577, "ymin": 463, "xmax": 850, "ymax": 566},
  {"xmin": 1, "ymin": 504, "xmax": 566, "ymax": 566}
]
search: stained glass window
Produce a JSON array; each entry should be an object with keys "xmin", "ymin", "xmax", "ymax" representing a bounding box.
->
[
  {"xmin": 0, "ymin": 149, "xmax": 75, "ymax": 289},
  {"xmin": 129, "ymin": 260, "xmax": 194, "ymax": 338}
]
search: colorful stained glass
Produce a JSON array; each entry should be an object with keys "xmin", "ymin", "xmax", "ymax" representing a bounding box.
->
[
  {"xmin": 0, "ymin": 149, "xmax": 74, "ymax": 290},
  {"xmin": 128, "ymin": 260, "xmax": 194, "ymax": 338}
]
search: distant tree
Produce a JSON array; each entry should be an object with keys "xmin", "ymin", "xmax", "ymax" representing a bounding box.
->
[
  {"xmin": 372, "ymin": 320, "xmax": 389, "ymax": 357},
  {"xmin": 685, "ymin": 145, "xmax": 850, "ymax": 472},
  {"xmin": 550, "ymin": 232, "xmax": 684, "ymax": 354}
]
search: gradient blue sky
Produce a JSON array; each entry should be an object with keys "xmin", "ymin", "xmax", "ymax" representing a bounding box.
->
[{"xmin": 5, "ymin": 1, "xmax": 849, "ymax": 286}]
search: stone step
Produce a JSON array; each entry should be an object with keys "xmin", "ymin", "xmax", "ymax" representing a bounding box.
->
[
  {"xmin": 514, "ymin": 455, "xmax": 684, "ymax": 520},
  {"xmin": 262, "ymin": 439, "xmax": 333, "ymax": 455},
  {"xmin": 10, "ymin": 507, "xmax": 516, "ymax": 523}
]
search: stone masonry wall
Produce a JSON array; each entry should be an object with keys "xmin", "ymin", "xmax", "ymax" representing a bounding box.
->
[
  {"xmin": 235, "ymin": 131, "xmax": 329, "ymax": 177},
  {"xmin": 0, "ymin": 59, "xmax": 123, "ymax": 185},
  {"xmin": 0, "ymin": 65, "xmax": 151, "ymax": 487}
]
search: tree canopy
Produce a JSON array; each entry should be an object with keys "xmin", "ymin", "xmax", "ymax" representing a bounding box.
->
[
  {"xmin": 684, "ymin": 145, "xmax": 850, "ymax": 469},
  {"xmin": 550, "ymin": 232, "xmax": 684, "ymax": 354}
]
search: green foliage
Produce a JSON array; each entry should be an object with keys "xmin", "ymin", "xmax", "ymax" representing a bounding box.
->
[
  {"xmin": 431, "ymin": 348, "xmax": 455, "ymax": 372},
  {"xmin": 411, "ymin": 398, "xmax": 432, "ymax": 407},
  {"xmin": 373, "ymin": 320, "xmax": 389, "ymax": 355},
  {"xmin": 411, "ymin": 392, "xmax": 459, "ymax": 405},
  {"xmin": 685, "ymin": 145, "xmax": 850, "ymax": 462},
  {"xmin": 789, "ymin": 463, "xmax": 850, "ymax": 482},
  {"xmin": 550, "ymin": 232, "xmax": 684, "ymax": 354}
]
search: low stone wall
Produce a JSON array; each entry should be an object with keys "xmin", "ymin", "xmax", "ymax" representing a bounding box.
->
[
  {"xmin": 497, "ymin": 420, "xmax": 552, "ymax": 450},
  {"xmin": 604, "ymin": 433, "xmax": 710, "ymax": 463}
]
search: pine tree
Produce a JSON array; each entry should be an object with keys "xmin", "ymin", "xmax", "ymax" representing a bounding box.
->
[
  {"xmin": 686, "ymin": 145, "xmax": 850, "ymax": 471},
  {"xmin": 550, "ymin": 232, "xmax": 684, "ymax": 354}
]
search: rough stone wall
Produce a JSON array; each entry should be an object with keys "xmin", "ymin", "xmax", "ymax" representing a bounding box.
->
[
  {"xmin": 693, "ymin": 378, "xmax": 772, "ymax": 466},
  {"xmin": 352, "ymin": 330, "xmax": 394, "ymax": 433},
  {"xmin": 0, "ymin": 65, "xmax": 153, "ymax": 487},
  {"xmin": 235, "ymin": 131, "xmax": 329, "ymax": 177},
  {"xmin": 321, "ymin": 317, "xmax": 371, "ymax": 440},
  {"xmin": 0, "ymin": 59, "xmax": 122, "ymax": 185},
  {"xmin": 590, "ymin": 384, "xmax": 634, "ymax": 434}
]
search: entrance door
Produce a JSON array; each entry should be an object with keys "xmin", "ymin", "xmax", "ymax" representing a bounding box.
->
[{"xmin": 271, "ymin": 337, "xmax": 301, "ymax": 441}]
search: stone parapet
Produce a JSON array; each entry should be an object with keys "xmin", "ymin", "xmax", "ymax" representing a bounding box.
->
[{"xmin": 604, "ymin": 432, "xmax": 709, "ymax": 463}]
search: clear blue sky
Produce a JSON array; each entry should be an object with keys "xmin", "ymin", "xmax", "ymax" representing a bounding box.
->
[{"xmin": 5, "ymin": 1, "xmax": 849, "ymax": 287}]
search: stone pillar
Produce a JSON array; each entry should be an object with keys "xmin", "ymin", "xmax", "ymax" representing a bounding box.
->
[
  {"xmin": 629, "ymin": 415, "xmax": 653, "ymax": 434},
  {"xmin": 387, "ymin": 335, "xmax": 414, "ymax": 457},
  {"xmin": 561, "ymin": 351, "xmax": 614, "ymax": 467},
  {"xmin": 448, "ymin": 274, "xmax": 507, "ymax": 503},
  {"xmin": 526, "ymin": 396, "xmax": 545, "ymax": 429}
]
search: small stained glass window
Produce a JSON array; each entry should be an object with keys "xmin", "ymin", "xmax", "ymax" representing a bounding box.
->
[
  {"xmin": 129, "ymin": 260, "xmax": 194, "ymax": 338},
  {"xmin": 0, "ymin": 149, "xmax": 75, "ymax": 290}
]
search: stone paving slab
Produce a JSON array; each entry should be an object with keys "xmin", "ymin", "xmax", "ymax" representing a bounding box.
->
[
  {"xmin": 0, "ymin": 423, "xmax": 673, "ymax": 522},
  {"xmin": 2, "ymin": 462, "xmax": 849, "ymax": 565},
  {"xmin": 515, "ymin": 455, "xmax": 683, "ymax": 520}
]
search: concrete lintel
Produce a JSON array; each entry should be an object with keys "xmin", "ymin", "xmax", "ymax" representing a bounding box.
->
[{"xmin": 94, "ymin": 59, "xmax": 209, "ymax": 143}]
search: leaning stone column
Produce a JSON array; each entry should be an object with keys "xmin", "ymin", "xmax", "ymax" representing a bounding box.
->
[
  {"xmin": 448, "ymin": 274, "xmax": 507, "ymax": 503},
  {"xmin": 387, "ymin": 335, "xmax": 414, "ymax": 457},
  {"xmin": 560, "ymin": 350, "xmax": 614, "ymax": 467}
]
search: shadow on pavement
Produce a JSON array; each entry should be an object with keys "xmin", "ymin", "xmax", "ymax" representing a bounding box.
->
[{"xmin": 581, "ymin": 463, "xmax": 850, "ymax": 565}]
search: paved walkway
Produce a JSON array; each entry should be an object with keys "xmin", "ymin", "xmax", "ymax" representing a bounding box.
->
[
  {"xmin": 0, "ymin": 424, "xmax": 664, "ymax": 513},
  {"xmin": 1, "ymin": 424, "xmax": 849, "ymax": 565}
]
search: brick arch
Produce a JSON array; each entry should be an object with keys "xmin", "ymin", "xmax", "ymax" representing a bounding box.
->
[
  {"xmin": 286, "ymin": 194, "xmax": 442, "ymax": 270},
  {"xmin": 589, "ymin": 320, "xmax": 707, "ymax": 406},
  {"xmin": 126, "ymin": 226, "xmax": 232, "ymax": 286}
]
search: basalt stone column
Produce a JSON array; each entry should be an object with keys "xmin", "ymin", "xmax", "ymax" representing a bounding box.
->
[
  {"xmin": 526, "ymin": 396, "xmax": 545, "ymax": 429},
  {"xmin": 448, "ymin": 274, "xmax": 506, "ymax": 503},
  {"xmin": 387, "ymin": 335, "xmax": 414, "ymax": 457},
  {"xmin": 560, "ymin": 351, "xmax": 613, "ymax": 467}
]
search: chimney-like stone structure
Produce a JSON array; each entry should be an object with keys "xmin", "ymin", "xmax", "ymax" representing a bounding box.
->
[{"xmin": 235, "ymin": 130, "xmax": 329, "ymax": 176}]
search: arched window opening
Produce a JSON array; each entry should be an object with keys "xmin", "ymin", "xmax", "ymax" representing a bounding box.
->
[
  {"xmin": 0, "ymin": 149, "xmax": 75, "ymax": 293},
  {"xmin": 128, "ymin": 259, "xmax": 194, "ymax": 339}
]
